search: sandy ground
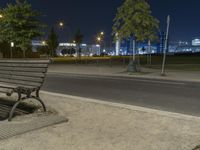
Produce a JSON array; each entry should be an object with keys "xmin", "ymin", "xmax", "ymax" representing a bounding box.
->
[
  {"xmin": 48, "ymin": 64, "xmax": 200, "ymax": 83},
  {"xmin": 0, "ymin": 91, "xmax": 200, "ymax": 150}
]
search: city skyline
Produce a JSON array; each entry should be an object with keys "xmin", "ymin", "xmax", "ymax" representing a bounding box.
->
[{"xmin": 1, "ymin": 0, "xmax": 200, "ymax": 43}]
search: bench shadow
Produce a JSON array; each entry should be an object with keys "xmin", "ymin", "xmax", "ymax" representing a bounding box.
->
[{"xmin": 0, "ymin": 97, "xmax": 38, "ymax": 121}]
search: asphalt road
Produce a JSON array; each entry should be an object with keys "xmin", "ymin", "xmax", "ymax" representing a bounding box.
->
[{"xmin": 43, "ymin": 73, "xmax": 200, "ymax": 116}]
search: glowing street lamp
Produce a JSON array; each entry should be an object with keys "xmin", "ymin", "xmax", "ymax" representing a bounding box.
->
[
  {"xmin": 11, "ymin": 42, "xmax": 14, "ymax": 48},
  {"xmin": 97, "ymin": 37, "xmax": 101, "ymax": 42},
  {"xmin": 42, "ymin": 41, "xmax": 46, "ymax": 45},
  {"xmin": 100, "ymin": 31, "xmax": 104, "ymax": 36},
  {"xmin": 96, "ymin": 37, "xmax": 102, "ymax": 55},
  {"xmin": 59, "ymin": 21, "xmax": 64, "ymax": 28},
  {"xmin": 0, "ymin": 14, "xmax": 3, "ymax": 19},
  {"xmin": 10, "ymin": 42, "xmax": 14, "ymax": 59}
]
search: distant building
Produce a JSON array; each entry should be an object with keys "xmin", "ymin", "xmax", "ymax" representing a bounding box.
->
[
  {"xmin": 175, "ymin": 45, "xmax": 200, "ymax": 53},
  {"xmin": 57, "ymin": 42, "xmax": 101, "ymax": 56},
  {"xmin": 32, "ymin": 40, "xmax": 46, "ymax": 52},
  {"xmin": 158, "ymin": 32, "xmax": 170, "ymax": 54},
  {"xmin": 178, "ymin": 41, "xmax": 189, "ymax": 46},
  {"xmin": 192, "ymin": 38, "xmax": 200, "ymax": 46}
]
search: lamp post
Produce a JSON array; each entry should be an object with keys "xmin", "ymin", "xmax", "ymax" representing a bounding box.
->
[
  {"xmin": 96, "ymin": 31, "xmax": 105, "ymax": 55},
  {"xmin": 96, "ymin": 36, "xmax": 101, "ymax": 55},
  {"xmin": 100, "ymin": 31, "xmax": 106, "ymax": 53},
  {"xmin": 58, "ymin": 21, "xmax": 64, "ymax": 29},
  {"xmin": 100, "ymin": 31, "xmax": 104, "ymax": 36},
  {"xmin": 10, "ymin": 42, "xmax": 14, "ymax": 59},
  {"xmin": 161, "ymin": 15, "xmax": 170, "ymax": 76},
  {"xmin": 57, "ymin": 20, "xmax": 72, "ymax": 42}
]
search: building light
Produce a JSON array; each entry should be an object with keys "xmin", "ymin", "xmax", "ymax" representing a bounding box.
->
[{"xmin": 81, "ymin": 44, "xmax": 87, "ymax": 46}]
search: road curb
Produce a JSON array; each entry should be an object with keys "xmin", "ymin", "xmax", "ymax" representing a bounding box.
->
[{"xmin": 41, "ymin": 91, "xmax": 200, "ymax": 121}]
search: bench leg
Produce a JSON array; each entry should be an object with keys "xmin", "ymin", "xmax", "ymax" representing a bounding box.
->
[
  {"xmin": 30, "ymin": 96, "xmax": 46, "ymax": 112},
  {"xmin": 34, "ymin": 90, "xmax": 46, "ymax": 112},
  {"xmin": 8, "ymin": 91, "xmax": 46, "ymax": 121},
  {"xmin": 17, "ymin": 92, "xmax": 21, "ymax": 101},
  {"xmin": 8, "ymin": 99, "xmax": 24, "ymax": 121}
]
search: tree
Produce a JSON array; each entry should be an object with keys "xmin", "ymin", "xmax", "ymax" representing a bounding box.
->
[
  {"xmin": 0, "ymin": 40, "xmax": 10, "ymax": 58},
  {"xmin": 74, "ymin": 29, "xmax": 84, "ymax": 59},
  {"xmin": 47, "ymin": 27, "xmax": 59, "ymax": 57},
  {"xmin": 0, "ymin": 0, "xmax": 44, "ymax": 58},
  {"xmin": 37, "ymin": 45, "xmax": 49, "ymax": 55},
  {"xmin": 112, "ymin": 0, "xmax": 159, "ymax": 72}
]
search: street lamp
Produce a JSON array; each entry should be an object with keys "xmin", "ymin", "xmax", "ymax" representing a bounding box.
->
[
  {"xmin": 99, "ymin": 31, "xmax": 106, "ymax": 53},
  {"xmin": 10, "ymin": 42, "xmax": 14, "ymax": 59},
  {"xmin": 100, "ymin": 31, "xmax": 104, "ymax": 36},
  {"xmin": 96, "ymin": 37, "xmax": 102, "ymax": 55},
  {"xmin": 0, "ymin": 14, "xmax": 3, "ymax": 19},
  {"xmin": 58, "ymin": 21, "xmax": 64, "ymax": 28},
  {"xmin": 97, "ymin": 36, "xmax": 101, "ymax": 42},
  {"xmin": 42, "ymin": 40, "xmax": 46, "ymax": 46}
]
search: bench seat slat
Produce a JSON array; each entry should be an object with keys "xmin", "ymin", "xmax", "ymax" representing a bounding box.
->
[
  {"xmin": 0, "ymin": 70, "xmax": 45, "ymax": 78},
  {"xmin": 0, "ymin": 78, "xmax": 41, "ymax": 87},
  {"xmin": 0, "ymin": 67, "xmax": 47, "ymax": 73},
  {"xmin": 0, "ymin": 74, "xmax": 43, "ymax": 83},
  {"xmin": 0, "ymin": 82, "xmax": 37, "ymax": 90},
  {"xmin": 0, "ymin": 63, "xmax": 48, "ymax": 68},
  {"xmin": 0, "ymin": 59, "xmax": 50, "ymax": 63},
  {"xmin": 0, "ymin": 88, "xmax": 13, "ymax": 94}
]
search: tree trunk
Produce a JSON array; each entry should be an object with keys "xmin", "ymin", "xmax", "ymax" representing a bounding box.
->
[
  {"xmin": 127, "ymin": 38, "xmax": 139, "ymax": 72},
  {"xmin": 22, "ymin": 49, "xmax": 25, "ymax": 58}
]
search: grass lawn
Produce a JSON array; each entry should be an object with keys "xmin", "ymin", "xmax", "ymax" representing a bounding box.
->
[{"xmin": 52, "ymin": 55, "xmax": 200, "ymax": 71}]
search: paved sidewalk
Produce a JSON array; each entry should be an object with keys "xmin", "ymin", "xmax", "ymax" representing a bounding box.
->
[
  {"xmin": 0, "ymin": 91, "xmax": 200, "ymax": 150},
  {"xmin": 49, "ymin": 64, "xmax": 200, "ymax": 82}
]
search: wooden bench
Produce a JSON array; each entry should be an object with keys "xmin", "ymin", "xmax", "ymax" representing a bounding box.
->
[{"xmin": 0, "ymin": 59, "xmax": 51, "ymax": 121}]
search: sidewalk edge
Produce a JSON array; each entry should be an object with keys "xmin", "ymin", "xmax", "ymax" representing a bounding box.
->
[{"xmin": 41, "ymin": 91, "xmax": 200, "ymax": 121}]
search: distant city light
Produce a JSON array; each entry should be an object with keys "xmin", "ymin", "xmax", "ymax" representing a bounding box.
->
[
  {"xmin": 59, "ymin": 43, "xmax": 76, "ymax": 47},
  {"xmin": 81, "ymin": 44, "xmax": 87, "ymax": 46}
]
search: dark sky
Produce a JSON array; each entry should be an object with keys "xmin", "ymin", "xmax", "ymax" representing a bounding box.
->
[{"xmin": 1, "ymin": 0, "xmax": 200, "ymax": 43}]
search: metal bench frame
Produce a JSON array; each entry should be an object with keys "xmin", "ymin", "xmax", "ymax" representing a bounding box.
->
[{"xmin": 0, "ymin": 59, "xmax": 50, "ymax": 121}]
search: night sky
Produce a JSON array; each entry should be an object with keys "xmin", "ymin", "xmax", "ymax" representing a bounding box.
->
[{"xmin": 1, "ymin": 0, "xmax": 200, "ymax": 43}]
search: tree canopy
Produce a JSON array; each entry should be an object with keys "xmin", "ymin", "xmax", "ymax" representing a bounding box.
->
[
  {"xmin": 0, "ymin": 0, "xmax": 45, "ymax": 57},
  {"xmin": 112, "ymin": 0, "xmax": 159, "ymax": 42}
]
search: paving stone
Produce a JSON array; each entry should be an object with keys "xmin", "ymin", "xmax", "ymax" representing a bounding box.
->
[{"xmin": 0, "ymin": 114, "xmax": 68, "ymax": 140}]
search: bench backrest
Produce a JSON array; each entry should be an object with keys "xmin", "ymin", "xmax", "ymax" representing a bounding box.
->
[{"xmin": 0, "ymin": 59, "xmax": 51, "ymax": 88}]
